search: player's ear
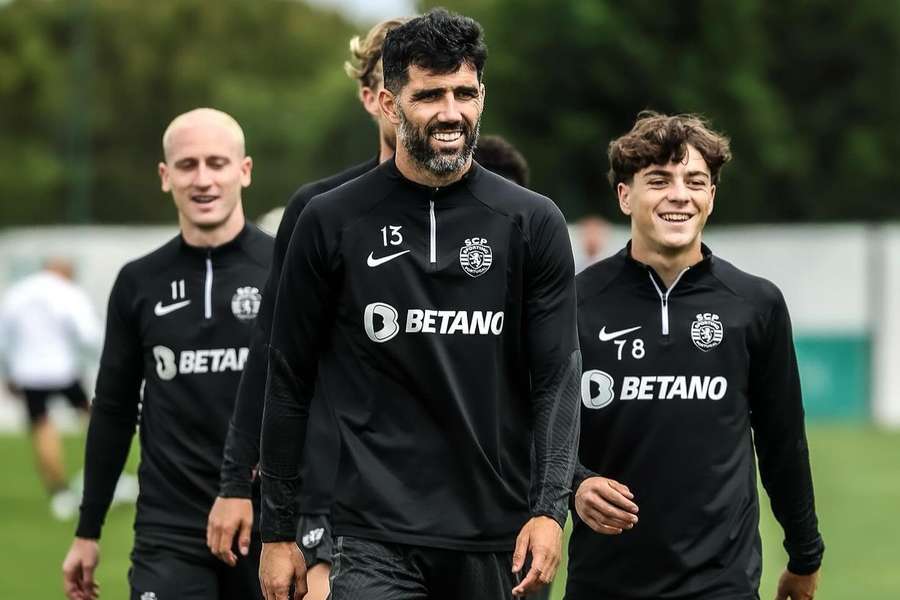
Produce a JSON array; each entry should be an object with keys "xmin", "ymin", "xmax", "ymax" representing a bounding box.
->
[
  {"xmin": 379, "ymin": 87, "xmax": 401, "ymax": 126},
  {"xmin": 617, "ymin": 182, "xmax": 632, "ymax": 216},
  {"xmin": 360, "ymin": 86, "xmax": 380, "ymax": 119},
  {"xmin": 159, "ymin": 162, "xmax": 171, "ymax": 193},
  {"xmin": 240, "ymin": 156, "xmax": 253, "ymax": 188},
  {"xmin": 708, "ymin": 184, "xmax": 716, "ymax": 216}
]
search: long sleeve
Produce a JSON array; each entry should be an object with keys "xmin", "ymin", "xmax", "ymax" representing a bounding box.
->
[
  {"xmin": 75, "ymin": 270, "xmax": 143, "ymax": 539},
  {"xmin": 259, "ymin": 201, "xmax": 337, "ymax": 542},
  {"xmin": 219, "ymin": 196, "xmax": 310, "ymax": 497},
  {"xmin": 525, "ymin": 202, "xmax": 581, "ymax": 527},
  {"xmin": 749, "ymin": 288, "xmax": 824, "ymax": 574}
]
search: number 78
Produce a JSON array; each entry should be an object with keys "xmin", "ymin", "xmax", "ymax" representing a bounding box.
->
[{"xmin": 614, "ymin": 339, "xmax": 645, "ymax": 360}]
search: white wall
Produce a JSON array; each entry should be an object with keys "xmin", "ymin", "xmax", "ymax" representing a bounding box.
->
[{"xmin": 873, "ymin": 225, "xmax": 900, "ymax": 427}]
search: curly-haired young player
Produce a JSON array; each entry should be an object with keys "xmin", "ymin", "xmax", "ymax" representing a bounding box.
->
[{"xmin": 567, "ymin": 112, "xmax": 824, "ymax": 600}]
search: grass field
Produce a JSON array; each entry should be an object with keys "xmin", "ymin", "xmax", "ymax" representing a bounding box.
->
[{"xmin": 1, "ymin": 424, "xmax": 898, "ymax": 599}]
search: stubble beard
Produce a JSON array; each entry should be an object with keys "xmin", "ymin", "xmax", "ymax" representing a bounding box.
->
[{"xmin": 397, "ymin": 104, "xmax": 480, "ymax": 177}]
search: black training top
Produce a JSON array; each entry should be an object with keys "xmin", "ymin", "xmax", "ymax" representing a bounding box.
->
[
  {"xmin": 220, "ymin": 157, "xmax": 379, "ymax": 517},
  {"xmin": 76, "ymin": 225, "xmax": 272, "ymax": 540},
  {"xmin": 259, "ymin": 159, "xmax": 581, "ymax": 551},
  {"xmin": 566, "ymin": 244, "xmax": 824, "ymax": 600}
]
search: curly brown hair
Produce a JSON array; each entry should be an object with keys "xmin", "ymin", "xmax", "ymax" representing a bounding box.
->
[
  {"xmin": 344, "ymin": 17, "xmax": 411, "ymax": 90},
  {"xmin": 608, "ymin": 111, "xmax": 732, "ymax": 188}
]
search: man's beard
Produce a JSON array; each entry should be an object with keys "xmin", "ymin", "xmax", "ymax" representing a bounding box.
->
[{"xmin": 397, "ymin": 105, "xmax": 480, "ymax": 176}]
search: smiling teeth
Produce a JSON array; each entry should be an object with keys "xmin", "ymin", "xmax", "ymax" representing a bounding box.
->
[
  {"xmin": 432, "ymin": 131, "xmax": 462, "ymax": 142},
  {"xmin": 661, "ymin": 214, "xmax": 690, "ymax": 222}
]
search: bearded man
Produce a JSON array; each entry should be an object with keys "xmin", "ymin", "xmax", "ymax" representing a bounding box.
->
[{"xmin": 256, "ymin": 9, "xmax": 580, "ymax": 600}]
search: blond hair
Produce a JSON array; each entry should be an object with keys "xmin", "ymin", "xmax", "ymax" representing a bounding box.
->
[{"xmin": 344, "ymin": 17, "xmax": 411, "ymax": 89}]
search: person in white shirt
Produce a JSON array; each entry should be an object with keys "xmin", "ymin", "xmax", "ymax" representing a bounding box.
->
[{"xmin": 0, "ymin": 257, "xmax": 101, "ymax": 519}]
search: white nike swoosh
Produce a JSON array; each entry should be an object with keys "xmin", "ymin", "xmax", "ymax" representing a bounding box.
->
[
  {"xmin": 598, "ymin": 325, "xmax": 642, "ymax": 342},
  {"xmin": 154, "ymin": 299, "xmax": 191, "ymax": 316},
  {"xmin": 367, "ymin": 250, "xmax": 411, "ymax": 267}
]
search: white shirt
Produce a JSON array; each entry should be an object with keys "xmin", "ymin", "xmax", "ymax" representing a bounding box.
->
[{"xmin": 0, "ymin": 271, "xmax": 101, "ymax": 388}]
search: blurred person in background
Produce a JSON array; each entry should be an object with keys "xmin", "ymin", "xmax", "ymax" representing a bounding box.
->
[
  {"xmin": 209, "ymin": 17, "xmax": 408, "ymax": 600},
  {"xmin": 474, "ymin": 134, "xmax": 530, "ymax": 187},
  {"xmin": 568, "ymin": 112, "xmax": 824, "ymax": 600},
  {"xmin": 0, "ymin": 257, "xmax": 100, "ymax": 520},
  {"xmin": 574, "ymin": 215, "xmax": 610, "ymax": 273},
  {"xmin": 62, "ymin": 108, "xmax": 273, "ymax": 600},
  {"xmin": 258, "ymin": 9, "xmax": 579, "ymax": 600}
]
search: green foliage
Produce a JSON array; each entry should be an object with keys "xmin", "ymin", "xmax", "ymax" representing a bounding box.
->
[
  {"xmin": 0, "ymin": 0, "xmax": 374, "ymax": 225},
  {"xmin": 425, "ymin": 0, "xmax": 900, "ymax": 222},
  {"xmin": 1, "ymin": 0, "xmax": 899, "ymax": 225}
]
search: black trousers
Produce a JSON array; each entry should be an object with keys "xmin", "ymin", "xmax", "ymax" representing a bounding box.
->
[
  {"xmin": 329, "ymin": 535, "xmax": 553, "ymax": 600},
  {"xmin": 129, "ymin": 530, "xmax": 263, "ymax": 600}
]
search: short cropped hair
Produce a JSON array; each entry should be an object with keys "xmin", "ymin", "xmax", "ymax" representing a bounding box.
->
[
  {"xmin": 474, "ymin": 135, "xmax": 530, "ymax": 187},
  {"xmin": 344, "ymin": 17, "xmax": 411, "ymax": 89},
  {"xmin": 381, "ymin": 8, "xmax": 488, "ymax": 94},
  {"xmin": 607, "ymin": 111, "xmax": 732, "ymax": 187}
]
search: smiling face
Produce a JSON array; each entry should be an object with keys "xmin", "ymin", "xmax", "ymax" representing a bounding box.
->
[
  {"xmin": 381, "ymin": 62, "xmax": 483, "ymax": 179},
  {"xmin": 158, "ymin": 110, "xmax": 251, "ymax": 237},
  {"xmin": 618, "ymin": 144, "xmax": 716, "ymax": 256}
]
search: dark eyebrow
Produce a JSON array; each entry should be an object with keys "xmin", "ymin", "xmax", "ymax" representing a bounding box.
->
[
  {"xmin": 643, "ymin": 169, "xmax": 672, "ymax": 179},
  {"xmin": 410, "ymin": 87, "xmax": 444, "ymax": 101},
  {"xmin": 686, "ymin": 170, "xmax": 710, "ymax": 180},
  {"xmin": 411, "ymin": 85, "xmax": 479, "ymax": 101}
]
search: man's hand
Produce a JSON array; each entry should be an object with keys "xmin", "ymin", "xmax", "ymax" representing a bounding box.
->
[
  {"xmin": 775, "ymin": 568, "xmax": 819, "ymax": 600},
  {"xmin": 575, "ymin": 476, "xmax": 639, "ymax": 535},
  {"xmin": 511, "ymin": 515, "xmax": 563, "ymax": 597},
  {"xmin": 62, "ymin": 537, "xmax": 100, "ymax": 600},
  {"xmin": 259, "ymin": 541, "xmax": 307, "ymax": 600},
  {"xmin": 207, "ymin": 496, "xmax": 253, "ymax": 566}
]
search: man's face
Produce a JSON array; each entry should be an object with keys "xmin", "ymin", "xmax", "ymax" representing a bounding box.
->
[
  {"xmin": 387, "ymin": 63, "xmax": 483, "ymax": 176},
  {"xmin": 618, "ymin": 144, "xmax": 716, "ymax": 254},
  {"xmin": 158, "ymin": 121, "xmax": 251, "ymax": 231}
]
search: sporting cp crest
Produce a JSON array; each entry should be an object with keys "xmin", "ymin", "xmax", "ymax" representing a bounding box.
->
[
  {"xmin": 691, "ymin": 312, "xmax": 724, "ymax": 351},
  {"xmin": 459, "ymin": 237, "xmax": 493, "ymax": 277},
  {"xmin": 231, "ymin": 286, "xmax": 262, "ymax": 321}
]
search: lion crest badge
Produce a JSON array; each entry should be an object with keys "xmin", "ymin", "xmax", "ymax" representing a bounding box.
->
[
  {"xmin": 231, "ymin": 286, "xmax": 262, "ymax": 321},
  {"xmin": 459, "ymin": 237, "xmax": 493, "ymax": 278},
  {"xmin": 691, "ymin": 312, "xmax": 724, "ymax": 351}
]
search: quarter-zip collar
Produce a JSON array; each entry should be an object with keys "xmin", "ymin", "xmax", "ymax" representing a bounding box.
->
[
  {"xmin": 618, "ymin": 241, "xmax": 715, "ymax": 336},
  {"xmin": 620, "ymin": 241, "xmax": 714, "ymax": 286},
  {"xmin": 384, "ymin": 157, "xmax": 482, "ymax": 199},
  {"xmin": 178, "ymin": 224, "xmax": 253, "ymax": 320},
  {"xmin": 178, "ymin": 223, "xmax": 252, "ymax": 260}
]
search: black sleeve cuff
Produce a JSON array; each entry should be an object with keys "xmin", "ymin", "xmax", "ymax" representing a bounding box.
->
[
  {"xmin": 531, "ymin": 504, "xmax": 568, "ymax": 529},
  {"xmin": 786, "ymin": 536, "xmax": 825, "ymax": 575},
  {"xmin": 75, "ymin": 504, "xmax": 105, "ymax": 539},
  {"xmin": 219, "ymin": 480, "xmax": 254, "ymax": 499}
]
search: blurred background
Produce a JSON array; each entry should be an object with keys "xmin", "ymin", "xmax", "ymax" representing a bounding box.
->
[{"xmin": 1, "ymin": 0, "xmax": 898, "ymax": 597}]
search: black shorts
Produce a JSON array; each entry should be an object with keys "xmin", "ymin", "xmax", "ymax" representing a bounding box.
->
[
  {"xmin": 22, "ymin": 381, "xmax": 89, "ymax": 424},
  {"xmin": 129, "ymin": 530, "xmax": 263, "ymax": 600},
  {"xmin": 296, "ymin": 513, "xmax": 333, "ymax": 568},
  {"xmin": 329, "ymin": 535, "xmax": 519, "ymax": 600}
]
